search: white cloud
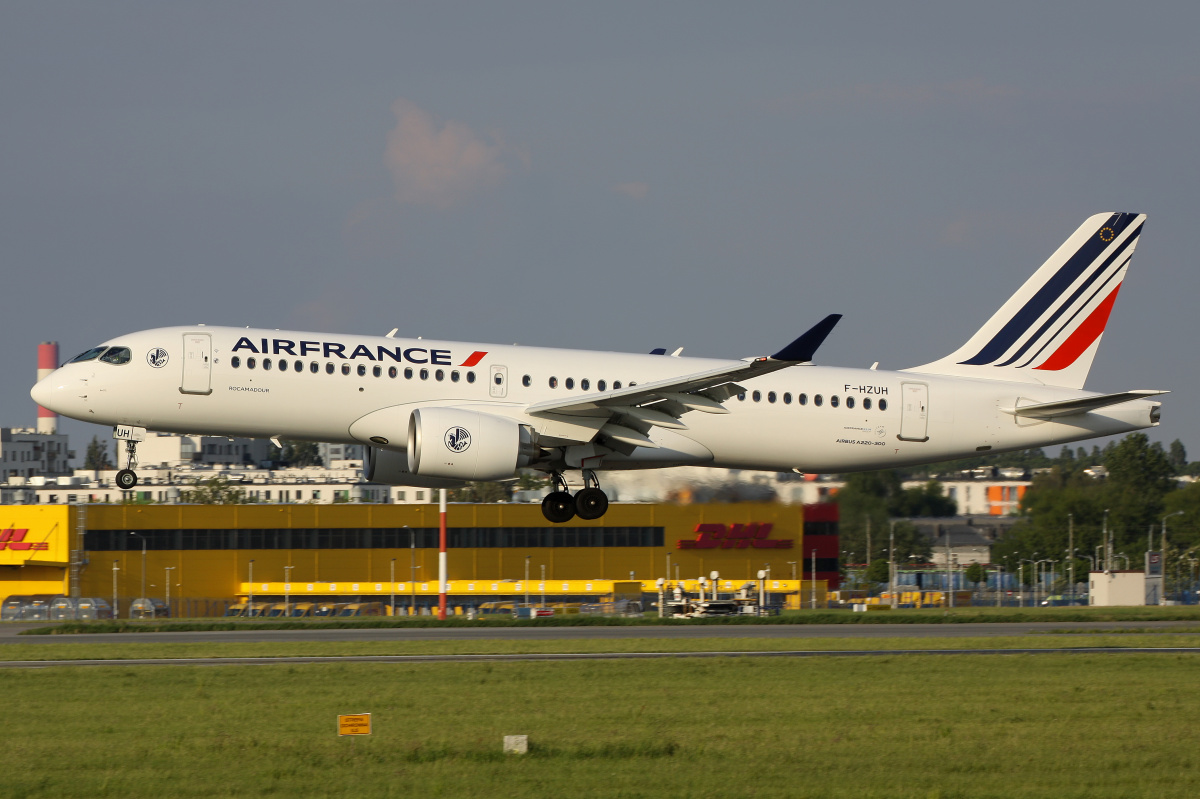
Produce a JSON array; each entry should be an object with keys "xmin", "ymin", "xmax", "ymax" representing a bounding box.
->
[
  {"xmin": 614, "ymin": 181, "xmax": 649, "ymax": 199},
  {"xmin": 385, "ymin": 98, "xmax": 511, "ymax": 209}
]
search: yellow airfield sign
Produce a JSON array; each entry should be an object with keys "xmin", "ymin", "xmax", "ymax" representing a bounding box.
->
[{"xmin": 338, "ymin": 714, "xmax": 371, "ymax": 736}]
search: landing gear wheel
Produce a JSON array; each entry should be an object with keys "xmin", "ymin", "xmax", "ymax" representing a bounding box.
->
[
  {"xmin": 541, "ymin": 491, "xmax": 576, "ymax": 523},
  {"xmin": 574, "ymin": 487, "xmax": 609, "ymax": 520},
  {"xmin": 116, "ymin": 469, "xmax": 138, "ymax": 490}
]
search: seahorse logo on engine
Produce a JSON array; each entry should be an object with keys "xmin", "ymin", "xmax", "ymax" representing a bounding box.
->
[{"xmin": 445, "ymin": 426, "xmax": 471, "ymax": 453}]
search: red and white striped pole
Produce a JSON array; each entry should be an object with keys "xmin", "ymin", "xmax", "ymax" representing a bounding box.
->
[
  {"xmin": 438, "ymin": 488, "xmax": 447, "ymax": 620},
  {"xmin": 37, "ymin": 342, "xmax": 59, "ymax": 434}
]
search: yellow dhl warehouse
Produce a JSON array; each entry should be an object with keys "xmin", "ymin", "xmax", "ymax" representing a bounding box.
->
[{"xmin": 0, "ymin": 502, "xmax": 838, "ymax": 616}]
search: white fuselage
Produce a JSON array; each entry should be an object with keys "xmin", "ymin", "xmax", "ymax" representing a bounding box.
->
[{"xmin": 32, "ymin": 325, "xmax": 1159, "ymax": 476}]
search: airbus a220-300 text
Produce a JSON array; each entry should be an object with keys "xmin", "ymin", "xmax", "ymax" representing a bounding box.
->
[{"xmin": 32, "ymin": 213, "xmax": 1166, "ymax": 522}]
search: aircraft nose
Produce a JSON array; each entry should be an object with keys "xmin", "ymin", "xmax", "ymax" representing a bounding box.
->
[{"xmin": 31, "ymin": 373, "xmax": 65, "ymax": 414}]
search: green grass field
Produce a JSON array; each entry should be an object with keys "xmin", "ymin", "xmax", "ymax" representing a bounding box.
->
[{"xmin": 6, "ymin": 648, "xmax": 1200, "ymax": 798}]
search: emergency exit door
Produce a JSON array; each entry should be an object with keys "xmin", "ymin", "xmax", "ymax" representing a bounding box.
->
[
  {"xmin": 180, "ymin": 333, "xmax": 213, "ymax": 395},
  {"xmin": 898, "ymin": 382, "xmax": 928, "ymax": 442}
]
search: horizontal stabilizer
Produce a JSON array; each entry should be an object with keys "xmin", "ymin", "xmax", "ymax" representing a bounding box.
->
[
  {"xmin": 771, "ymin": 314, "xmax": 842, "ymax": 362},
  {"xmin": 1000, "ymin": 390, "xmax": 1168, "ymax": 419}
]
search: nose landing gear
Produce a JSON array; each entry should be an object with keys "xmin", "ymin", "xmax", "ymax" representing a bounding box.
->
[
  {"xmin": 113, "ymin": 425, "xmax": 146, "ymax": 490},
  {"xmin": 540, "ymin": 470, "xmax": 610, "ymax": 523}
]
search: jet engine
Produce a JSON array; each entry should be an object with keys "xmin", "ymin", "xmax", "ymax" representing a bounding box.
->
[
  {"xmin": 362, "ymin": 446, "xmax": 466, "ymax": 488},
  {"xmin": 408, "ymin": 407, "xmax": 540, "ymax": 482}
]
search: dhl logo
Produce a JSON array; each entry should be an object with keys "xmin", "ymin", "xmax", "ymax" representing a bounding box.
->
[
  {"xmin": 676, "ymin": 522, "xmax": 794, "ymax": 550},
  {"xmin": 0, "ymin": 529, "xmax": 48, "ymax": 551}
]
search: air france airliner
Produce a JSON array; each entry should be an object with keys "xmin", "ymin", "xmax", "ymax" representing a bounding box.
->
[{"xmin": 32, "ymin": 213, "xmax": 1165, "ymax": 523}]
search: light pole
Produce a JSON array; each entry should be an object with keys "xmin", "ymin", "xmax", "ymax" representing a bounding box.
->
[
  {"xmin": 1102, "ymin": 509, "xmax": 1111, "ymax": 571},
  {"xmin": 248, "ymin": 559, "xmax": 255, "ymax": 616},
  {"xmin": 409, "ymin": 526, "xmax": 416, "ymax": 615},
  {"xmin": 889, "ymin": 521, "xmax": 896, "ymax": 609},
  {"xmin": 524, "ymin": 555, "xmax": 530, "ymax": 608},
  {"xmin": 129, "ymin": 532, "xmax": 146, "ymax": 598},
  {"xmin": 284, "ymin": 565, "xmax": 294, "ymax": 617},
  {"xmin": 389, "ymin": 559, "xmax": 395, "ymax": 617},
  {"xmin": 1161, "ymin": 511, "xmax": 1184, "ymax": 554},
  {"xmin": 164, "ymin": 566, "xmax": 175, "ymax": 616},
  {"xmin": 112, "ymin": 560, "xmax": 119, "ymax": 619}
]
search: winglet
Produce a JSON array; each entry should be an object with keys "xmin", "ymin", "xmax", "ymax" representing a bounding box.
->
[{"xmin": 771, "ymin": 314, "xmax": 842, "ymax": 362}]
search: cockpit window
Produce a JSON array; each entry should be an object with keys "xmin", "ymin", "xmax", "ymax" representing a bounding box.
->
[
  {"xmin": 98, "ymin": 347, "xmax": 132, "ymax": 365},
  {"xmin": 70, "ymin": 346, "xmax": 108, "ymax": 363}
]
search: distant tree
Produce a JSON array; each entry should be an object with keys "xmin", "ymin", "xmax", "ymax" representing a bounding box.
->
[
  {"xmin": 1169, "ymin": 440, "xmax": 1188, "ymax": 473},
  {"xmin": 181, "ymin": 476, "xmax": 248, "ymax": 504},
  {"xmin": 279, "ymin": 441, "xmax": 323, "ymax": 468},
  {"xmin": 866, "ymin": 558, "xmax": 890, "ymax": 584},
  {"xmin": 964, "ymin": 562, "xmax": 988, "ymax": 587},
  {"xmin": 449, "ymin": 482, "xmax": 510, "ymax": 502},
  {"xmin": 84, "ymin": 436, "xmax": 113, "ymax": 470}
]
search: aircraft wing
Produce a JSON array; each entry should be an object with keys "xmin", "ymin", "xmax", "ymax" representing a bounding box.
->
[
  {"xmin": 523, "ymin": 315, "xmax": 841, "ymax": 451},
  {"xmin": 1000, "ymin": 389, "xmax": 1169, "ymax": 420}
]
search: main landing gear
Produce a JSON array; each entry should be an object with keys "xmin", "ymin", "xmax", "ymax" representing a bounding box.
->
[{"xmin": 541, "ymin": 470, "xmax": 609, "ymax": 523}]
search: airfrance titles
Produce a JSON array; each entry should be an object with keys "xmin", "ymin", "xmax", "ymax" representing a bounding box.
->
[{"xmin": 231, "ymin": 337, "xmax": 487, "ymax": 367}]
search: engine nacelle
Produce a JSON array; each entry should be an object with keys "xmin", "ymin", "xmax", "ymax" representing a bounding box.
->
[
  {"xmin": 363, "ymin": 446, "xmax": 467, "ymax": 488},
  {"xmin": 408, "ymin": 407, "xmax": 539, "ymax": 482}
]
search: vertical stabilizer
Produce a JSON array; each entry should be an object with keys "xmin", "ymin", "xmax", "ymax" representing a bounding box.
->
[{"xmin": 906, "ymin": 212, "xmax": 1145, "ymax": 389}]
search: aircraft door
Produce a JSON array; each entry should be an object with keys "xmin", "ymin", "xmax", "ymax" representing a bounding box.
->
[
  {"xmin": 489, "ymin": 365, "xmax": 508, "ymax": 398},
  {"xmin": 180, "ymin": 333, "xmax": 213, "ymax": 395},
  {"xmin": 898, "ymin": 382, "xmax": 929, "ymax": 442}
]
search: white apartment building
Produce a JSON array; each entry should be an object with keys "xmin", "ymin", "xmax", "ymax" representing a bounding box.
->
[{"xmin": 0, "ymin": 428, "xmax": 72, "ymax": 481}]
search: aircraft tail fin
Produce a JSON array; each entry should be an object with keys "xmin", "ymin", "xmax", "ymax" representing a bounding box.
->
[{"xmin": 905, "ymin": 212, "xmax": 1146, "ymax": 389}]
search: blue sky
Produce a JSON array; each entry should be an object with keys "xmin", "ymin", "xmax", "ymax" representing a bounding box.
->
[{"xmin": 3, "ymin": 2, "xmax": 1198, "ymax": 461}]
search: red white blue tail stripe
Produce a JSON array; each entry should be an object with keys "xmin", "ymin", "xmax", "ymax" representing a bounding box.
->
[{"xmin": 907, "ymin": 213, "xmax": 1146, "ymax": 389}]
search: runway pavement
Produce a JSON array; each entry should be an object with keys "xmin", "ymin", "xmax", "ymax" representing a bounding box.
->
[{"xmin": 2, "ymin": 619, "xmax": 1198, "ymax": 646}]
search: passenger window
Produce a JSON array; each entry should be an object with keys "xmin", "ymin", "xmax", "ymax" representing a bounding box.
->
[
  {"xmin": 798, "ymin": 393, "xmax": 807, "ymax": 406},
  {"xmin": 549, "ymin": 377, "xmax": 558, "ymax": 388},
  {"xmin": 310, "ymin": 362, "xmax": 319, "ymax": 374},
  {"xmin": 278, "ymin": 360, "xmax": 288, "ymax": 372},
  {"xmin": 99, "ymin": 347, "xmax": 132, "ymax": 365},
  {"xmin": 247, "ymin": 357, "xmax": 257, "ymax": 369},
  {"xmin": 863, "ymin": 397, "xmax": 872, "ymax": 410},
  {"xmin": 581, "ymin": 378, "xmax": 590, "ymax": 391},
  {"xmin": 814, "ymin": 394, "xmax": 823, "ymax": 406},
  {"xmin": 70, "ymin": 346, "xmax": 108, "ymax": 363},
  {"xmin": 522, "ymin": 375, "xmax": 531, "ymax": 387},
  {"xmin": 341, "ymin": 364, "xmax": 350, "ymax": 376},
  {"xmin": 598, "ymin": 380, "xmax": 607, "ymax": 391},
  {"xmin": 846, "ymin": 396, "xmax": 855, "ymax": 409},
  {"xmin": 357, "ymin": 364, "xmax": 367, "ymax": 377},
  {"xmin": 326, "ymin": 363, "xmax": 334, "ymax": 374},
  {"xmin": 405, "ymin": 367, "xmax": 413, "ymax": 379},
  {"xmin": 466, "ymin": 371, "xmax": 475, "ymax": 383},
  {"xmin": 263, "ymin": 358, "xmax": 273, "ymax": 371},
  {"xmin": 451, "ymin": 371, "xmax": 460, "ymax": 382},
  {"xmin": 767, "ymin": 391, "xmax": 776, "ymax": 404},
  {"xmin": 566, "ymin": 378, "xmax": 575, "ymax": 389},
  {"xmin": 373, "ymin": 366, "xmax": 382, "ymax": 378},
  {"xmin": 388, "ymin": 366, "xmax": 398, "ymax": 378},
  {"xmin": 420, "ymin": 369, "xmax": 429, "ymax": 380},
  {"xmin": 830, "ymin": 395, "xmax": 840, "ymax": 408},
  {"xmin": 436, "ymin": 369, "xmax": 445, "ymax": 381},
  {"xmin": 231, "ymin": 356, "xmax": 241, "ymax": 369},
  {"xmin": 752, "ymin": 391, "xmax": 761, "ymax": 402},
  {"xmin": 783, "ymin": 392, "xmax": 791, "ymax": 404},
  {"xmin": 737, "ymin": 392, "xmax": 746, "ymax": 401},
  {"xmin": 613, "ymin": 381, "xmax": 622, "ymax": 390},
  {"xmin": 295, "ymin": 360, "xmax": 303, "ymax": 372},
  {"xmin": 879, "ymin": 398, "xmax": 888, "ymax": 411}
]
